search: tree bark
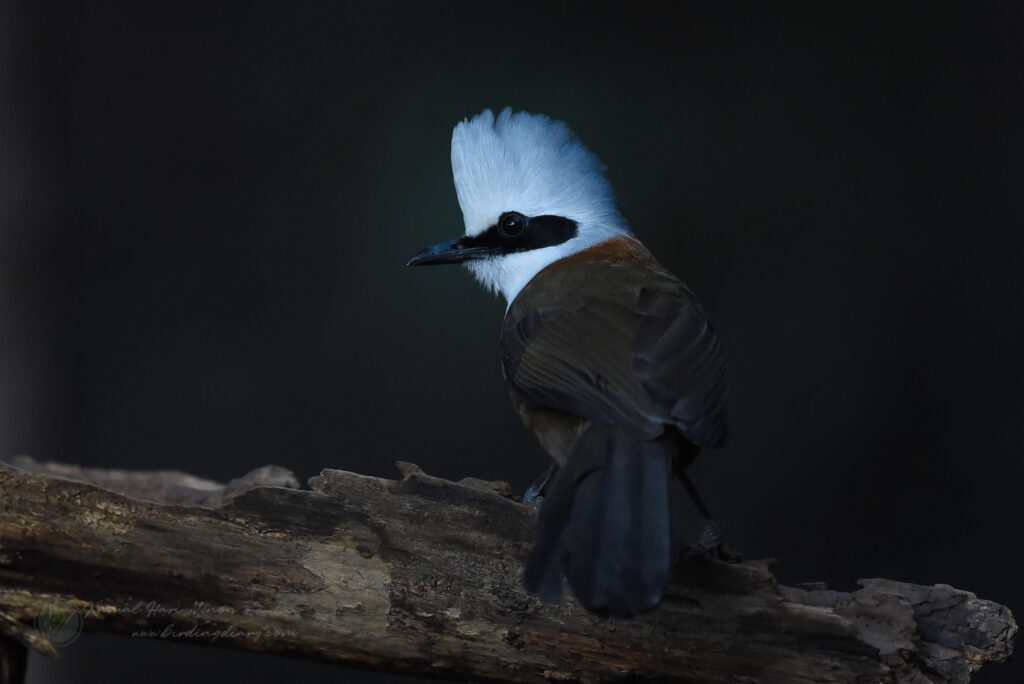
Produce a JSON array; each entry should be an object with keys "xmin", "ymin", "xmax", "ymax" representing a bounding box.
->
[{"xmin": 0, "ymin": 457, "xmax": 1016, "ymax": 683}]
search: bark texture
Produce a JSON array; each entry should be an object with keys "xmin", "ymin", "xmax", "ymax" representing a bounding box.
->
[{"xmin": 0, "ymin": 457, "xmax": 1016, "ymax": 683}]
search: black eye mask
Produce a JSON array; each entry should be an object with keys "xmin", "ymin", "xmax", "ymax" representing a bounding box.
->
[{"xmin": 458, "ymin": 212, "xmax": 579, "ymax": 256}]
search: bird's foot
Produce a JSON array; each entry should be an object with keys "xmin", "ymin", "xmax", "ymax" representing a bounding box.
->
[
  {"xmin": 683, "ymin": 520, "xmax": 743, "ymax": 562},
  {"xmin": 523, "ymin": 482, "xmax": 544, "ymax": 506},
  {"xmin": 523, "ymin": 463, "xmax": 558, "ymax": 513}
]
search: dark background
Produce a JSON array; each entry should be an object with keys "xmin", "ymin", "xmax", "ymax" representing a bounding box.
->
[{"xmin": 2, "ymin": 2, "xmax": 1021, "ymax": 682}]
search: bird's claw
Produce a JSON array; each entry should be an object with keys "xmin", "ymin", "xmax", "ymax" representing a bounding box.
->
[
  {"xmin": 523, "ymin": 463, "xmax": 557, "ymax": 515},
  {"xmin": 523, "ymin": 485, "xmax": 544, "ymax": 516},
  {"xmin": 523, "ymin": 482, "xmax": 544, "ymax": 505},
  {"xmin": 683, "ymin": 520, "xmax": 743, "ymax": 562}
]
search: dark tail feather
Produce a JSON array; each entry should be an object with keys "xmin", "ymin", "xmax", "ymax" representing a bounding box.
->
[
  {"xmin": 523, "ymin": 423, "xmax": 673, "ymax": 616},
  {"xmin": 522, "ymin": 425, "xmax": 606, "ymax": 602}
]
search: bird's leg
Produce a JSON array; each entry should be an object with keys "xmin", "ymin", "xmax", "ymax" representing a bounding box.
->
[
  {"xmin": 523, "ymin": 462, "xmax": 558, "ymax": 511},
  {"xmin": 678, "ymin": 471, "xmax": 742, "ymax": 562}
]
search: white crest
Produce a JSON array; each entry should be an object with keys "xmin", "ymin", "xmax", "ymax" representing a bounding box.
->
[{"xmin": 450, "ymin": 108, "xmax": 629, "ymax": 303}]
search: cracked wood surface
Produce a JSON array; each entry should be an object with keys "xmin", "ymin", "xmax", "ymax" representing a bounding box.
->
[{"xmin": 0, "ymin": 456, "xmax": 1016, "ymax": 683}]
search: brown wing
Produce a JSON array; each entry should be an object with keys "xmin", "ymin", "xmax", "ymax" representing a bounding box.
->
[{"xmin": 501, "ymin": 236, "xmax": 728, "ymax": 448}]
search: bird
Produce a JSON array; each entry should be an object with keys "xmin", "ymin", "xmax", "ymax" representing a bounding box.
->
[{"xmin": 408, "ymin": 108, "xmax": 732, "ymax": 616}]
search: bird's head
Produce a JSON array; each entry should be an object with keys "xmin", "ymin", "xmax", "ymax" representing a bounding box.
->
[{"xmin": 408, "ymin": 108, "xmax": 628, "ymax": 304}]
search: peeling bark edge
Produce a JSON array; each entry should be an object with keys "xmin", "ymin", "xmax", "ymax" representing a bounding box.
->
[{"xmin": 0, "ymin": 457, "xmax": 1016, "ymax": 683}]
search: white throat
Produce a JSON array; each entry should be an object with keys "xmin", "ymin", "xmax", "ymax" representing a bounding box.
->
[{"xmin": 466, "ymin": 229, "xmax": 625, "ymax": 305}]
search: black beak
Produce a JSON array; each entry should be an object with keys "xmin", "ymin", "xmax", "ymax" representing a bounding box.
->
[{"xmin": 406, "ymin": 236, "xmax": 492, "ymax": 266}]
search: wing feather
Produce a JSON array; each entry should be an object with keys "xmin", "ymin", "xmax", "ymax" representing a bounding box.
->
[{"xmin": 501, "ymin": 237, "xmax": 728, "ymax": 448}]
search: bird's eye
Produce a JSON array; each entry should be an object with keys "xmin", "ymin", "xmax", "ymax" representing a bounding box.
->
[{"xmin": 498, "ymin": 212, "xmax": 526, "ymax": 237}]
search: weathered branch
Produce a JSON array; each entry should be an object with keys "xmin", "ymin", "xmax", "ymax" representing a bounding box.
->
[{"xmin": 0, "ymin": 456, "xmax": 1015, "ymax": 682}]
